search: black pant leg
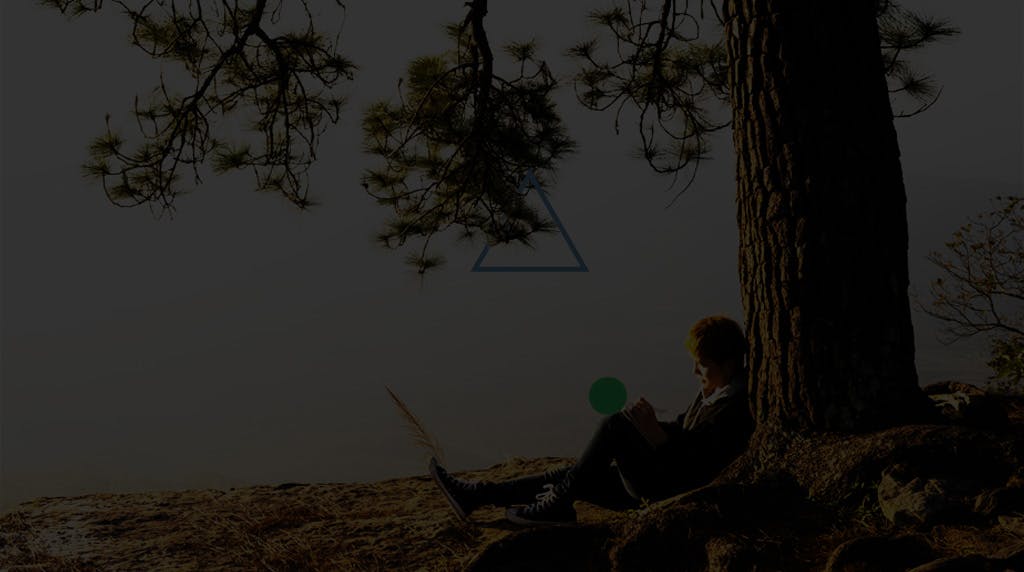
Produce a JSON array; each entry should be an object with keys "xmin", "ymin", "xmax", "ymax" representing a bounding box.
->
[
  {"xmin": 571, "ymin": 412, "xmax": 674, "ymax": 505},
  {"xmin": 571, "ymin": 462, "xmax": 643, "ymax": 510}
]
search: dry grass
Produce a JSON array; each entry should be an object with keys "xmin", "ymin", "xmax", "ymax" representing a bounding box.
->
[
  {"xmin": 0, "ymin": 458, "xmax": 574, "ymax": 571},
  {"xmin": 0, "ymin": 512, "xmax": 98, "ymax": 571},
  {"xmin": 4, "ymin": 388, "xmax": 1020, "ymax": 571},
  {"xmin": 928, "ymin": 518, "xmax": 1024, "ymax": 560},
  {"xmin": 385, "ymin": 385, "xmax": 446, "ymax": 466}
]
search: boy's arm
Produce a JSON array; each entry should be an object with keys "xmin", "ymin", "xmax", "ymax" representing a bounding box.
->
[
  {"xmin": 622, "ymin": 405, "xmax": 669, "ymax": 448},
  {"xmin": 654, "ymin": 398, "xmax": 755, "ymax": 474}
]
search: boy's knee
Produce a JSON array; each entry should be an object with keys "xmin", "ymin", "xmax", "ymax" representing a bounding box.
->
[{"xmin": 602, "ymin": 411, "xmax": 631, "ymax": 432}]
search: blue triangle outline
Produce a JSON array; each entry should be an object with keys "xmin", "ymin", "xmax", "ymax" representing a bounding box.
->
[{"xmin": 471, "ymin": 170, "xmax": 588, "ymax": 272}]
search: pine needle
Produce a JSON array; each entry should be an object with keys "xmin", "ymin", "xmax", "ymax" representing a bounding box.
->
[{"xmin": 384, "ymin": 385, "xmax": 446, "ymax": 465}]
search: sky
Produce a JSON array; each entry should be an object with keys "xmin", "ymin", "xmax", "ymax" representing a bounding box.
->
[{"xmin": 1, "ymin": 1, "xmax": 1021, "ymax": 511}]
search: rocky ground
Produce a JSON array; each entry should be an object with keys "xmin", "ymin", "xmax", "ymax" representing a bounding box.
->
[
  {"xmin": 0, "ymin": 456, "xmax": 624, "ymax": 571},
  {"xmin": 1, "ymin": 383, "xmax": 1023, "ymax": 571}
]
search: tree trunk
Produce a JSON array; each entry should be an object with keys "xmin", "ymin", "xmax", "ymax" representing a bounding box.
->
[{"xmin": 724, "ymin": 0, "xmax": 927, "ymax": 431}]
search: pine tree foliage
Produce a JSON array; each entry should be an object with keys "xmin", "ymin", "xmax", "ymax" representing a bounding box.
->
[
  {"xmin": 43, "ymin": 1, "xmax": 955, "ymax": 274},
  {"xmin": 568, "ymin": 1, "xmax": 730, "ymax": 204},
  {"xmin": 877, "ymin": 0, "xmax": 960, "ymax": 117},
  {"xmin": 922, "ymin": 195, "xmax": 1024, "ymax": 392},
  {"xmin": 43, "ymin": 0, "xmax": 355, "ymax": 214},
  {"xmin": 361, "ymin": 0, "xmax": 575, "ymax": 274},
  {"xmin": 569, "ymin": 0, "xmax": 958, "ymax": 203}
]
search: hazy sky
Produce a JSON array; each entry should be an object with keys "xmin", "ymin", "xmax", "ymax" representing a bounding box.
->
[{"xmin": 1, "ymin": 1, "xmax": 1021, "ymax": 511}]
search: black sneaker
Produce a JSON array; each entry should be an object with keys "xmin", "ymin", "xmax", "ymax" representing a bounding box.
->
[
  {"xmin": 505, "ymin": 482, "xmax": 578, "ymax": 527},
  {"xmin": 429, "ymin": 457, "xmax": 487, "ymax": 522},
  {"xmin": 541, "ymin": 464, "xmax": 573, "ymax": 483}
]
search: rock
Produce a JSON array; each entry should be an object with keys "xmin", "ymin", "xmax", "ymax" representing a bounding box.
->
[
  {"xmin": 998, "ymin": 515, "xmax": 1024, "ymax": 537},
  {"xmin": 464, "ymin": 525, "xmax": 613, "ymax": 572},
  {"xmin": 273, "ymin": 482, "xmax": 307, "ymax": 490},
  {"xmin": 877, "ymin": 468, "xmax": 955, "ymax": 526},
  {"xmin": 906, "ymin": 554, "xmax": 1006, "ymax": 572},
  {"xmin": 609, "ymin": 500, "xmax": 720, "ymax": 572},
  {"xmin": 824, "ymin": 534, "xmax": 934, "ymax": 572},
  {"xmin": 922, "ymin": 381, "xmax": 987, "ymax": 397},
  {"xmin": 923, "ymin": 382, "xmax": 1009, "ymax": 429},
  {"xmin": 705, "ymin": 535, "xmax": 759, "ymax": 572},
  {"xmin": 1000, "ymin": 543, "xmax": 1024, "ymax": 569},
  {"xmin": 973, "ymin": 486, "xmax": 1024, "ymax": 517}
]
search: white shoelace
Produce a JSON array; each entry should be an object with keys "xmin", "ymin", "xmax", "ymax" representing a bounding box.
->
[{"xmin": 535, "ymin": 483, "xmax": 557, "ymax": 504}]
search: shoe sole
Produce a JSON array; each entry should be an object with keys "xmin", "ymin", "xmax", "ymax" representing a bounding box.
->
[
  {"xmin": 429, "ymin": 458, "xmax": 470, "ymax": 523},
  {"xmin": 505, "ymin": 507, "xmax": 578, "ymax": 527}
]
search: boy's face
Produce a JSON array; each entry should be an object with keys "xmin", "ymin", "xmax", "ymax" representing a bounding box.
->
[{"xmin": 692, "ymin": 356, "xmax": 734, "ymax": 392}]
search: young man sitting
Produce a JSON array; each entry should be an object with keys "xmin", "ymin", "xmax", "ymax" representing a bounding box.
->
[{"xmin": 430, "ymin": 315, "xmax": 755, "ymax": 526}]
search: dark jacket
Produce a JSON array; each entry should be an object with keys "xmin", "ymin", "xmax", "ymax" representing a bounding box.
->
[{"xmin": 654, "ymin": 376, "xmax": 754, "ymax": 491}]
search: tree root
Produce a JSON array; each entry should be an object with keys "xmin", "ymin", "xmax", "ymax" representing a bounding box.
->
[{"xmin": 465, "ymin": 413, "xmax": 1024, "ymax": 572}]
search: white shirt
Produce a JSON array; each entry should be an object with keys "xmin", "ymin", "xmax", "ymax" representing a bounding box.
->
[
  {"xmin": 700, "ymin": 382, "xmax": 735, "ymax": 406},
  {"xmin": 683, "ymin": 373, "xmax": 746, "ymax": 430}
]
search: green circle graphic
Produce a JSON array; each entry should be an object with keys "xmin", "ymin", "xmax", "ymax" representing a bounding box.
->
[{"xmin": 589, "ymin": 377, "xmax": 627, "ymax": 415}]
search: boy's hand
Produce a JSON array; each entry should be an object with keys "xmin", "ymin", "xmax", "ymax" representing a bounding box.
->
[{"xmin": 624, "ymin": 397, "xmax": 668, "ymax": 448}]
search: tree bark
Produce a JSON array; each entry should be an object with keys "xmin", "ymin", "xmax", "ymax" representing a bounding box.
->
[{"xmin": 724, "ymin": 0, "xmax": 928, "ymax": 431}]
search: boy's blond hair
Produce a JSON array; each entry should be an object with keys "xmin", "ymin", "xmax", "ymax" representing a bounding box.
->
[{"xmin": 685, "ymin": 315, "xmax": 748, "ymax": 367}]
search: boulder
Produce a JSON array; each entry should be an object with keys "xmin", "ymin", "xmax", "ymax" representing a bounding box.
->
[
  {"xmin": 922, "ymin": 381, "xmax": 987, "ymax": 397},
  {"xmin": 973, "ymin": 486, "xmax": 1024, "ymax": 517},
  {"xmin": 464, "ymin": 524, "xmax": 613, "ymax": 572},
  {"xmin": 1000, "ymin": 543, "xmax": 1024, "ymax": 569},
  {"xmin": 922, "ymin": 382, "xmax": 1009, "ymax": 429},
  {"xmin": 906, "ymin": 554, "xmax": 1007, "ymax": 572},
  {"xmin": 998, "ymin": 515, "xmax": 1024, "ymax": 537},
  {"xmin": 877, "ymin": 466, "xmax": 964, "ymax": 526},
  {"xmin": 705, "ymin": 535, "xmax": 759, "ymax": 572},
  {"xmin": 823, "ymin": 534, "xmax": 934, "ymax": 572}
]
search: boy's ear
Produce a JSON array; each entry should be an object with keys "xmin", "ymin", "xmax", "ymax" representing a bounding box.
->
[{"xmin": 729, "ymin": 357, "xmax": 746, "ymax": 372}]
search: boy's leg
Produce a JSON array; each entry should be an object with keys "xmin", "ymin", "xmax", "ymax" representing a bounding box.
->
[
  {"xmin": 506, "ymin": 412, "xmax": 680, "ymax": 525},
  {"xmin": 484, "ymin": 465, "xmax": 574, "ymax": 505},
  {"xmin": 524, "ymin": 413, "xmax": 667, "ymax": 507},
  {"xmin": 612, "ymin": 420, "xmax": 692, "ymax": 501},
  {"xmin": 430, "ymin": 458, "xmax": 573, "ymax": 520},
  {"xmin": 570, "ymin": 462, "xmax": 643, "ymax": 510},
  {"xmin": 570, "ymin": 412, "xmax": 672, "ymax": 504}
]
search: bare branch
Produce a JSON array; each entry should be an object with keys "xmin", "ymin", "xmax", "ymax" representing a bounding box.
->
[{"xmin": 922, "ymin": 195, "xmax": 1024, "ymax": 387}]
